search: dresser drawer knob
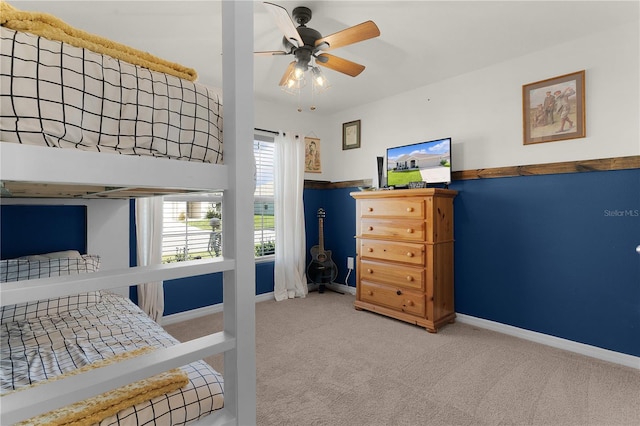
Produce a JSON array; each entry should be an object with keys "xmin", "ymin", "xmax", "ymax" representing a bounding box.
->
[
  {"xmin": 367, "ymin": 207, "xmax": 374, "ymax": 212},
  {"xmin": 396, "ymin": 290, "xmax": 402, "ymax": 295},
  {"xmin": 367, "ymin": 290, "xmax": 374, "ymax": 296},
  {"xmin": 368, "ymin": 226, "xmax": 374, "ymax": 231},
  {"xmin": 406, "ymin": 252, "xmax": 414, "ymax": 257},
  {"xmin": 367, "ymin": 268, "xmax": 373, "ymax": 274},
  {"xmin": 405, "ymin": 300, "xmax": 415, "ymax": 307},
  {"xmin": 406, "ymin": 207, "xmax": 414, "ymax": 212},
  {"xmin": 406, "ymin": 228, "xmax": 414, "ymax": 233},
  {"xmin": 406, "ymin": 276, "xmax": 414, "ymax": 282},
  {"xmin": 368, "ymin": 247, "xmax": 373, "ymax": 252}
]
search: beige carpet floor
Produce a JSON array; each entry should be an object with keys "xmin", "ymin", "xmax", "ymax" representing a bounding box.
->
[{"xmin": 164, "ymin": 291, "xmax": 640, "ymax": 426}]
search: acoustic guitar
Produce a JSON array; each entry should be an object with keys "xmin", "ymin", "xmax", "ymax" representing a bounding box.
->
[{"xmin": 307, "ymin": 208, "xmax": 338, "ymax": 292}]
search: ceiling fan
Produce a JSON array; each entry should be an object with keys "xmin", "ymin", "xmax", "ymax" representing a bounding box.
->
[{"xmin": 256, "ymin": 2, "xmax": 380, "ymax": 87}]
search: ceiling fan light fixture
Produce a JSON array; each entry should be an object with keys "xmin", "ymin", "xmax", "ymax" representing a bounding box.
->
[
  {"xmin": 282, "ymin": 72, "xmax": 306, "ymax": 95},
  {"xmin": 293, "ymin": 64, "xmax": 306, "ymax": 80},
  {"xmin": 311, "ymin": 66, "xmax": 330, "ymax": 93}
]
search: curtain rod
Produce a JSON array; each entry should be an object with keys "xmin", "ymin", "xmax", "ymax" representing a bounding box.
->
[
  {"xmin": 254, "ymin": 127, "xmax": 279, "ymax": 135},
  {"xmin": 254, "ymin": 128, "xmax": 298, "ymax": 138}
]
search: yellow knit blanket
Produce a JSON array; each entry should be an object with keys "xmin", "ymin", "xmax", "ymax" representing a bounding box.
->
[
  {"xmin": 7, "ymin": 347, "xmax": 189, "ymax": 426},
  {"xmin": 0, "ymin": 1, "xmax": 197, "ymax": 81}
]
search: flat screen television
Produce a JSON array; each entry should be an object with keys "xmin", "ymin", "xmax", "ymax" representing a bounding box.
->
[{"xmin": 386, "ymin": 137, "xmax": 452, "ymax": 187}]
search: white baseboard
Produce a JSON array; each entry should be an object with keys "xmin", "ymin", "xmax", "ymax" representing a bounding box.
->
[
  {"xmin": 161, "ymin": 292, "xmax": 274, "ymax": 325},
  {"xmin": 325, "ymin": 282, "xmax": 357, "ymax": 295},
  {"xmin": 456, "ymin": 314, "xmax": 640, "ymax": 370}
]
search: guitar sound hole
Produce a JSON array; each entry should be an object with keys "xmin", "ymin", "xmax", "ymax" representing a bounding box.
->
[{"xmin": 317, "ymin": 254, "xmax": 327, "ymax": 262}]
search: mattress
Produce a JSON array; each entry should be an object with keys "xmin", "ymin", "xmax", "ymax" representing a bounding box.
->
[
  {"xmin": 0, "ymin": 26, "xmax": 223, "ymax": 164},
  {"xmin": 0, "ymin": 291, "xmax": 224, "ymax": 425}
]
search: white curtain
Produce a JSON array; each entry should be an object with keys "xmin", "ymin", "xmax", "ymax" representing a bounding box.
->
[
  {"xmin": 135, "ymin": 196, "xmax": 164, "ymax": 322},
  {"xmin": 274, "ymin": 132, "xmax": 308, "ymax": 301}
]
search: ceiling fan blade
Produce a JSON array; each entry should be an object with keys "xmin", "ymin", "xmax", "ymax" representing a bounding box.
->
[
  {"xmin": 278, "ymin": 61, "xmax": 297, "ymax": 86},
  {"xmin": 316, "ymin": 53, "xmax": 365, "ymax": 77},
  {"xmin": 315, "ymin": 21, "xmax": 380, "ymax": 51},
  {"xmin": 263, "ymin": 2, "xmax": 303, "ymax": 48},
  {"xmin": 255, "ymin": 50, "xmax": 289, "ymax": 56}
]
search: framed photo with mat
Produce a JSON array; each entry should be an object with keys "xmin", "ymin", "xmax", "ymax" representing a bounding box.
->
[
  {"xmin": 523, "ymin": 70, "xmax": 585, "ymax": 145},
  {"xmin": 342, "ymin": 120, "xmax": 361, "ymax": 150}
]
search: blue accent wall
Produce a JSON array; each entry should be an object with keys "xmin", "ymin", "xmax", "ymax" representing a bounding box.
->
[
  {"xmin": 162, "ymin": 261, "xmax": 275, "ymax": 316},
  {"xmin": 164, "ymin": 273, "xmax": 223, "ymax": 315},
  {"xmin": 0, "ymin": 205, "xmax": 86, "ymax": 259},
  {"xmin": 449, "ymin": 169, "xmax": 639, "ymax": 357}
]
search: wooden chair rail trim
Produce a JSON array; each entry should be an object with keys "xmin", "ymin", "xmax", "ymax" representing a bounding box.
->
[
  {"xmin": 304, "ymin": 179, "xmax": 372, "ymax": 190},
  {"xmin": 305, "ymin": 155, "xmax": 639, "ymax": 189},
  {"xmin": 451, "ymin": 155, "xmax": 639, "ymax": 181}
]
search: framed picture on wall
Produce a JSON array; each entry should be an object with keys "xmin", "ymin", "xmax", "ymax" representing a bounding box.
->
[
  {"xmin": 523, "ymin": 70, "xmax": 585, "ymax": 145},
  {"xmin": 342, "ymin": 120, "xmax": 361, "ymax": 150},
  {"xmin": 305, "ymin": 137, "xmax": 321, "ymax": 173}
]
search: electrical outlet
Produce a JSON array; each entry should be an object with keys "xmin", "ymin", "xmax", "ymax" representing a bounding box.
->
[{"xmin": 347, "ymin": 257, "xmax": 354, "ymax": 270}]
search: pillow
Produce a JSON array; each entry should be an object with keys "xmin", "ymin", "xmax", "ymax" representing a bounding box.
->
[
  {"xmin": 0, "ymin": 255, "xmax": 100, "ymax": 282},
  {"xmin": 0, "ymin": 254, "xmax": 101, "ymax": 324},
  {"xmin": 18, "ymin": 249, "xmax": 84, "ymax": 261}
]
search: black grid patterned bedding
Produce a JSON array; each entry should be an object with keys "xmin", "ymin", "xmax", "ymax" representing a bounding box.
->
[
  {"xmin": 0, "ymin": 254, "xmax": 103, "ymax": 323},
  {"xmin": 0, "ymin": 254, "xmax": 100, "ymax": 282},
  {"xmin": 0, "ymin": 291, "xmax": 224, "ymax": 425},
  {"xmin": 0, "ymin": 27, "xmax": 223, "ymax": 164}
]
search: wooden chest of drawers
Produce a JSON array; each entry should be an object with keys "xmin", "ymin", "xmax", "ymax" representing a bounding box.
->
[{"xmin": 351, "ymin": 188, "xmax": 457, "ymax": 332}]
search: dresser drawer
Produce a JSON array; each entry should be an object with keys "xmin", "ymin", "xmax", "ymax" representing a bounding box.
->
[
  {"xmin": 360, "ymin": 199, "xmax": 424, "ymax": 219},
  {"xmin": 360, "ymin": 260, "xmax": 424, "ymax": 290},
  {"xmin": 360, "ymin": 281, "xmax": 425, "ymax": 316},
  {"xmin": 359, "ymin": 239, "xmax": 425, "ymax": 266},
  {"xmin": 361, "ymin": 218, "xmax": 425, "ymax": 241}
]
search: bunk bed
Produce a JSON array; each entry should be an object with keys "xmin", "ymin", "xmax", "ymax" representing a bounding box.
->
[{"xmin": 0, "ymin": 2, "xmax": 256, "ymax": 425}]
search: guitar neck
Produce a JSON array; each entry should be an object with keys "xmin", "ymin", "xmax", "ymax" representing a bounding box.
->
[{"xmin": 318, "ymin": 218, "xmax": 325, "ymax": 253}]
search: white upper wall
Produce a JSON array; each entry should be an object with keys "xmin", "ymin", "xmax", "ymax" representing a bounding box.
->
[
  {"xmin": 255, "ymin": 98, "xmax": 334, "ymax": 182},
  {"xmin": 256, "ymin": 20, "xmax": 639, "ymax": 183}
]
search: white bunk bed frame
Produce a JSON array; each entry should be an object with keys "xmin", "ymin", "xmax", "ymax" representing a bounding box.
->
[{"xmin": 0, "ymin": 2, "xmax": 256, "ymax": 425}]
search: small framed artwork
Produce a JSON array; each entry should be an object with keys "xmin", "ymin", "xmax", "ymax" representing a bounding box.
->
[
  {"xmin": 523, "ymin": 70, "xmax": 585, "ymax": 145},
  {"xmin": 342, "ymin": 120, "xmax": 361, "ymax": 150},
  {"xmin": 304, "ymin": 137, "xmax": 321, "ymax": 173}
]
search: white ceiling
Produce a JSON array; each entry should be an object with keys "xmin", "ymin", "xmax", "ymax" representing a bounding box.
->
[{"xmin": 10, "ymin": 1, "xmax": 640, "ymax": 115}]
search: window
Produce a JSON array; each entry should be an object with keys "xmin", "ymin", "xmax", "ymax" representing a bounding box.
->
[
  {"xmin": 162, "ymin": 194, "xmax": 223, "ymax": 262},
  {"xmin": 161, "ymin": 135, "xmax": 275, "ymax": 262},
  {"xmin": 253, "ymin": 135, "xmax": 276, "ymax": 257}
]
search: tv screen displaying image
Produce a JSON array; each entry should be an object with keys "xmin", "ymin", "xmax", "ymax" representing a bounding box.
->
[{"xmin": 386, "ymin": 137, "xmax": 451, "ymax": 187}]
